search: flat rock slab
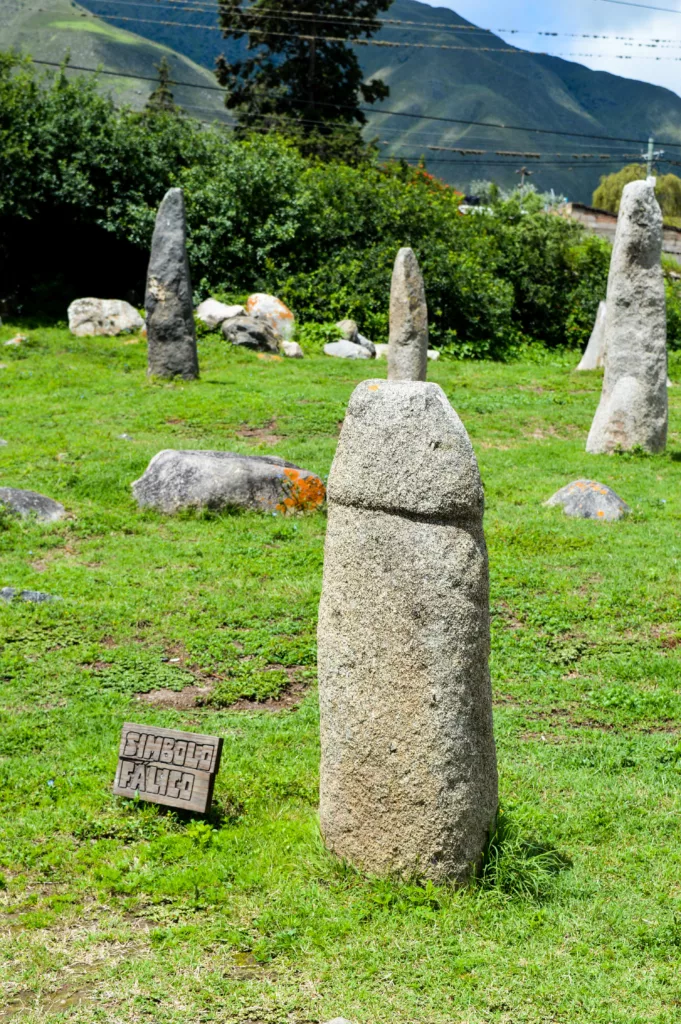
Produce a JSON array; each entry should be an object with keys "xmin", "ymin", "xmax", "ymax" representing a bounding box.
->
[
  {"xmin": 132, "ymin": 450, "xmax": 325, "ymax": 514},
  {"xmin": 0, "ymin": 487, "xmax": 66, "ymax": 522},
  {"xmin": 222, "ymin": 316, "xmax": 280, "ymax": 353},
  {"xmin": 545, "ymin": 479, "xmax": 630, "ymax": 521},
  {"xmin": 67, "ymin": 298, "xmax": 144, "ymax": 337},
  {"xmin": 1, "ymin": 587, "xmax": 59, "ymax": 603},
  {"xmin": 324, "ymin": 340, "xmax": 372, "ymax": 360}
]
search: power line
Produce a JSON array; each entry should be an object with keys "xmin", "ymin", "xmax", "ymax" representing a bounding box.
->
[
  {"xmin": 592, "ymin": 0, "xmax": 681, "ymax": 12},
  {"xmin": 30, "ymin": 57, "xmax": 681, "ymax": 151}
]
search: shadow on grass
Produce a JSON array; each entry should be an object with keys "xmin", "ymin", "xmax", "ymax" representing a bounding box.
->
[{"xmin": 476, "ymin": 809, "xmax": 572, "ymax": 901}]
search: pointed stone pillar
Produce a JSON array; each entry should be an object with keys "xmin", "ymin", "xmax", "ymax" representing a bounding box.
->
[
  {"xmin": 387, "ymin": 248, "xmax": 428, "ymax": 381},
  {"xmin": 146, "ymin": 188, "xmax": 199, "ymax": 380},
  {"xmin": 318, "ymin": 379, "xmax": 498, "ymax": 884},
  {"xmin": 586, "ymin": 180, "xmax": 667, "ymax": 453}
]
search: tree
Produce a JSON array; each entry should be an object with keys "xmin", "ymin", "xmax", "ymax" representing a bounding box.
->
[
  {"xmin": 215, "ymin": 0, "xmax": 392, "ymax": 157},
  {"xmin": 593, "ymin": 163, "xmax": 681, "ymax": 219},
  {"xmin": 146, "ymin": 57, "xmax": 178, "ymax": 114}
]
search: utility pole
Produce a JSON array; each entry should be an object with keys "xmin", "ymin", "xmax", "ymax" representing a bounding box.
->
[
  {"xmin": 516, "ymin": 166, "xmax": 533, "ymax": 188},
  {"xmin": 642, "ymin": 136, "xmax": 664, "ymax": 183}
]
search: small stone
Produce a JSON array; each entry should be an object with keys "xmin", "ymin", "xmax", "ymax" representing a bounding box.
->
[
  {"xmin": 0, "ymin": 439, "xmax": 7, "ymax": 446},
  {"xmin": 4, "ymin": 334, "xmax": 26, "ymax": 347},
  {"xmin": 67, "ymin": 299, "xmax": 144, "ymax": 337},
  {"xmin": 586, "ymin": 181, "xmax": 667, "ymax": 453},
  {"xmin": 318, "ymin": 380, "xmax": 498, "ymax": 884},
  {"xmin": 545, "ymin": 479, "xmax": 630, "ymax": 521},
  {"xmin": 0, "ymin": 487, "xmax": 66, "ymax": 523},
  {"xmin": 195, "ymin": 298, "xmax": 245, "ymax": 330},
  {"xmin": 246, "ymin": 294, "xmax": 295, "ymax": 341},
  {"xmin": 427, "ymin": 349, "xmax": 440, "ymax": 361},
  {"xmin": 146, "ymin": 188, "xmax": 199, "ymax": 380},
  {"xmin": 222, "ymin": 315, "xmax": 280, "ymax": 353},
  {"xmin": 0, "ymin": 587, "xmax": 59, "ymax": 603},
  {"xmin": 281, "ymin": 341, "xmax": 304, "ymax": 358},
  {"xmin": 118, "ymin": 433, "xmax": 133, "ymax": 441},
  {"xmin": 324, "ymin": 340, "xmax": 372, "ymax": 360},
  {"xmin": 322, "ymin": 1019, "xmax": 353, "ymax": 1024},
  {"xmin": 576, "ymin": 301, "xmax": 607, "ymax": 371},
  {"xmin": 388, "ymin": 247, "xmax": 429, "ymax": 381},
  {"xmin": 132, "ymin": 450, "xmax": 325, "ymax": 515}
]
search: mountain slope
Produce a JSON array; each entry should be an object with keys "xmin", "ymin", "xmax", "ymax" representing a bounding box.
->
[
  {"xmin": 6, "ymin": 0, "xmax": 681, "ymax": 200},
  {"xmin": 0, "ymin": 0, "xmax": 231, "ymax": 121}
]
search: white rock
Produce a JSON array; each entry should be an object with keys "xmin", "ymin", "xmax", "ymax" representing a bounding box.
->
[
  {"xmin": 246, "ymin": 293, "xmax": 295, "ymax": 341},
  {"xmin": 195, "ymin": 298, "xmax": 245, "ymax": 330},
  {"xmin": 577, "ymin": 301, "xmax": 607, "ymax": 371},
  {"xmin": 281, "ymin": 341, "xmax": 304, "ymax": 358},
  {"xmin": 324, "ymin": 340, "xmax": 373, "ymax": 360},
  {"xmin": 4, "ymin": 334, "xmax": 26, "ymax": 347},
  {"xmin": 68, "ymin": 298, "xmax": 144, "ymax": 337},
  {"xmin": 374, "ymin": 343, "xmax": 389, "ymax": 359},
  {"xmin": 427, "ymin": 349, "xmax": 440, "ymax": 361}
]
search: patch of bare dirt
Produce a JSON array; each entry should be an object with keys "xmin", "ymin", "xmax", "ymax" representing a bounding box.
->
[
  {"xmin": 228, "ymin": 680, "xmax": 309, "ymax": 713},
  {"xmin": 136, "ymin": 685, "xmax": 213, "ymax": 710},
  {"xmin": 237, "ymin": 418, "xmax": 282, "ymax": 446}
]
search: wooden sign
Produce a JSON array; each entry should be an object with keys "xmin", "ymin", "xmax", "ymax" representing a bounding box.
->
[{"xmin": 113, "ymin": 723, "xmax": 223, "ymax": 814}]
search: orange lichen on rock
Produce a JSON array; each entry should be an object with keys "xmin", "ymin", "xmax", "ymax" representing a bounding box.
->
[{"xmin": 277, "ymin": 468, "xmax": 326, "ymax": 513}]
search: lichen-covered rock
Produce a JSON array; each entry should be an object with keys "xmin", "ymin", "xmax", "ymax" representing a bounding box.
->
[
  {"xmin": 195, "ymin": 298, "xmax": 245, "ymax": 329},
  {"xmin": 545, "ymin": 479, "xmax": 630, "ymax": 521},
  {"xmin": 586, "ymin": 181, "xmax": 667, "ymax": 453},
  {"xmin": 318, "ymin": 379, "xmax": 498, "ymax": 884},
  {"xmin": 0, "ymin": 487, "xmax": 65, "ymax": 523},
  {"xmin": 388, "ymin": 248, "xmax": 428, "ymax": 381},
  {"xmin": 132, "ymin": 450, "xmax": 325, "ymax": 515},
  {"xmin": 222, "ymin": 315, "xmax": 280, "ymax": 352},
  {"xmin": 324, "ymin": 340, "xmax": 372, "ymax": 360},
  {"xmin": 67, "ymin": 299, "xmax": 143, "ymax": 337},
  {"xmin": 246, "ymin": 294, "xmax": 295, "ymax": 341},
  {"xmin": 577, "ymin": 301, "xmax": 607, "ymax": 371},
  {"xmin": 145, "ymin": 188, "xmax": 199, "ymax": 380}
]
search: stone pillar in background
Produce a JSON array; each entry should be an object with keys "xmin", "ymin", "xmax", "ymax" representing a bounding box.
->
[
  {"xmin": 576, "ymin": 300, "xmax": 607, "ymax": 371},
  {"xmin": 586, "ymin": 180, "xmax": 667, "ymax": 453},
  {"xmin": 318, "ymin": 379, "xmax": 498, "ymax": 884},
  {"xmin": 388, "ymin": 248, "xmax": 428, "ymax": 381},
  {"xmin": 146, "ymin": 188, "xmax": 199, "ymax": 380}
]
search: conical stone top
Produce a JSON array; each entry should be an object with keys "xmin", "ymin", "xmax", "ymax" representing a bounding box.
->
[
  {"xmin": 145, "ymin": 188, "xmax": 199, "ymax": 380},
  {"xmin": 387, "ymin": 247, "xmax": 428, "ymax": 381},
  {"xmin": 586, "ymin": 180, "xmax": 667, "ymax": 453}
]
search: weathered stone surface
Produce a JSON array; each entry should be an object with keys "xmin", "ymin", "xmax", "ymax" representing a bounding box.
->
[
  {"xmin": 222, "ymin": 315, "xmax": 280, "ymax": 352},
  {"xmin": 577, "ymin": 301, "xmax": 607, "ymax": 371},
  {"xmin": 356, "ymin": 334, "xmax": 376, "ymax": 357},
  {"xmin": 145, "ymin": 188, "xmax": 199, "ymax": 380},
  {"xmin": 388, "ymin": 248, "xmax": 428, "ymax": 381},
  {"xmin": 545, "ymin": 479, "xmax": 630, "ymax": 521},
  {"xmin": 0, "ymin": 487, "xmax": 65, "ymax": 523},
  {"xmin": 586, "ymin": 181, "xmax": 667, "ymax": 453},
  {"xmin": 246, "ymin": 293, "xmax": 295, "ymax": 341},
  {"xmin": 336, "ymin": 319, "xmax": 359, "ymax": 343},
  {"xmin": 281, "ymin": 340, "xmax": 304, "ymax": 358},
  {"xmin": 67, "ymin": 299, "xmax": 143, "ymax": 337},
  {"xmin": 195, "ymin": 298, "xmax": 245, "ymax": 329},
  {"xmin": 324, "ymin": 340, "xmax": 372, "ymax": 360},
  {"xmin": 0, "ymin": 587, "xmax": 59, "ymax": 603},
  {"xmin": 318, "ymin": 379, "xmax": 498, "ymax": 883},
  {"xmin": 132, "ymin": 450, "xmax": 325, "ymax": 515}
]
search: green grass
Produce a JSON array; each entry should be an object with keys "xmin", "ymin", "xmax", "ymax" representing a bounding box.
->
[{"xmin": 1, "ymin": 322, "xmax": 681, "ymax": 1023}]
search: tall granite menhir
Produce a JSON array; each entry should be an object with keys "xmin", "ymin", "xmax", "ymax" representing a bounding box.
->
[
  {"xmin": 146, "ymin": 188, "xmax": 199, "ymax": 380},
  {"xmin": 586, "ymin": 180, "xmax": 667, "ymax": 453},
  {"xmin": 318, "ymin": 380, "xmax": 498, "ymax": 883},
  {"xmin": 388, "ymin": 248, "xmax": 428, "ymax": 381}
]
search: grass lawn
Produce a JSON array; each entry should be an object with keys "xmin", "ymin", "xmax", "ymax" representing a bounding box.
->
[{"xmin": 1, "ymin": 322, "xmax": 680, "ymax": 1024}]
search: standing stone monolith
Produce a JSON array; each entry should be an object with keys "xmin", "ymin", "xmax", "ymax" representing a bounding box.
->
[
  {"xmin": 146, "ymin": 188, "xmax": 199, "ymax": 380},
  {"xmin": 387, "ymin": 248, "xmax": 428, "ymax": 381},
  {"xmin": 576, "ymin": 300, "xmax": 607, "ymax": 371},
  {"xmin": 586, "ymin": 180, "xmax": 667, "ymax": 453},
  {"xmin": 318, "ymin": 379, "xmax": 498, "ymax": 884}
]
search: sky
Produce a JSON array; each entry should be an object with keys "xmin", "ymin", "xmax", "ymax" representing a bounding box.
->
[{"xmin": 421, "ymin": 0, "xmax": 681, "ymax": 97}]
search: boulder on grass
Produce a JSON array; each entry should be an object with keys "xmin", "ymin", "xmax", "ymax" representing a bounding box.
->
[
  {"xmin": 281, "ymin": 341, "xmax": 304, "ymax": 358},
  {"xmin": 545, "ymin": 479, "xmax": 630, "ymax": 521},
  {"xmin": 132, "ymin": 450, "xmax": 325, "ymax": 514},
  {"xmin": 195, "ymin": 298, "xmax": 245, "ymax": 330},
  {"xmin": 222, "ymin": 315, "xmax": 280, "ymax": 353},
  {"xmin": 246, "ymin": 294, "xmax": 295, "ymax": 341},
  {"xmin": 324, "ymin": 340, "xmax": 373, "ymax": 360},
  {"xmin": 68, "ymin": 298, "xmax": 144, "ymax": 337},
  {"xmin": 336, "ymin": 319, "xmax": 376, "ymax": 356},
  {"xmin": 0, "ymin": 487, "xmax": 65, "ymax": 523}
]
